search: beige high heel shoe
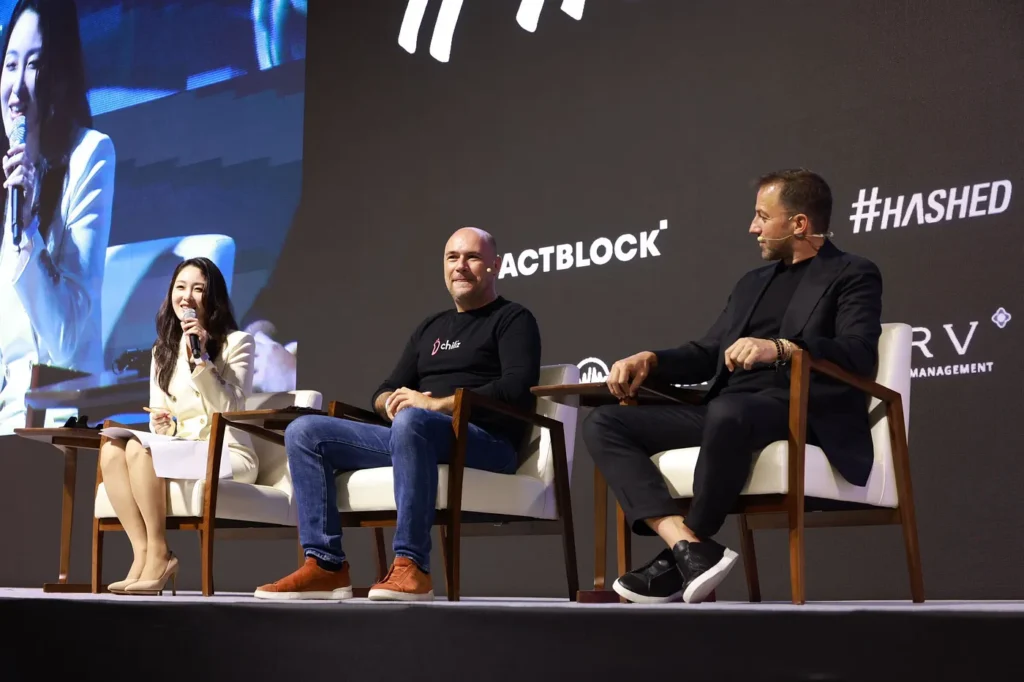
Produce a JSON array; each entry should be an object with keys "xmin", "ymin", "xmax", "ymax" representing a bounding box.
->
[
  {"xmin": 107, "ymin": 577, "xmax": 138, "ymax": 594},
  {"xmin": 125, "ymin": 554, "xmax": 179, "ymax": 596}
]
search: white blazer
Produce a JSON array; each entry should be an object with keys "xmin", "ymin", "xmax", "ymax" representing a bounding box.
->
[
  {"xmin": 0, "ymin": 128, "xmax": 115, "ymax": 434},
  {"xmin": 149, "ymin": 330, "xmax": 258, "ymax": 482}
]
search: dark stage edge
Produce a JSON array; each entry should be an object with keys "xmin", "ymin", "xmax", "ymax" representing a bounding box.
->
[{"xmin": 2, "ymin": 592, "xmax": 1023, "ymax": 681}]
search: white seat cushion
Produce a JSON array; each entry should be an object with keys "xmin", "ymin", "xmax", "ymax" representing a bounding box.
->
[
  {"xmin": 336, "ymin": 465, "xmax": 554, "ymax": 520},
  {"xmin": 95, "ymin": 480, "xmax": 296, "ymax": 526},
  {"xmin": 653, "ymin": 440, "xmax": 897, "ymax": 508}
]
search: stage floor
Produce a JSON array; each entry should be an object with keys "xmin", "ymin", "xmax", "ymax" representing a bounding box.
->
[{"xmin": 3, "ymin": 589, "xmax": 1021, "ymax": 681}]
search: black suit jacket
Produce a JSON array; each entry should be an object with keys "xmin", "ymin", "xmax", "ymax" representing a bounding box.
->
[{"xmin": 652, "ymin": 241, "xmax": 883, "ymax": 486}]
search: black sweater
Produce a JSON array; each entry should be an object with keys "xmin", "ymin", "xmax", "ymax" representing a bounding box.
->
[{"xmin": 372, "ymin": 297, "xmax": 542, "ymax": 448}]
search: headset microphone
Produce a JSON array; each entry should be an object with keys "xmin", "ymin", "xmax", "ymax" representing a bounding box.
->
[{"xmin": 758, "ymin": 231, "xmax": 834, "ymax": 243}]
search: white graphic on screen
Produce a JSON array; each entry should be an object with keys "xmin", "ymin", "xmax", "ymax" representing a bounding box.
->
[
  {"xmin": 849, "ymin": 180, "xmax": 1012, "ymax": 234},
  {"xmin": 909, "ymin": 309, "xmax": 1009, "ymax": 379},
  {"xmin": 399, "ymin": 0, "xmax": 586, "ymax": 63},
  {"xmin": 577, "ymin": 356, "xmax": 711, "ymax": 389},
  {"xmin": 991, "ymin": 307, "xmax": 1011, "ymax": 329},
  {"xmin": 577, "ymin": 357, "xmax": 609, "ymax": 383},
  {"xmin": 500, "ymin": 220, "xmax": 667, "ymax": 279}
]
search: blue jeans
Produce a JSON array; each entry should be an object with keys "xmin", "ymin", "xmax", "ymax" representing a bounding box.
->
[{"xmin": 285, "ymin": 407, "xmax": 518, "ymax": 572}]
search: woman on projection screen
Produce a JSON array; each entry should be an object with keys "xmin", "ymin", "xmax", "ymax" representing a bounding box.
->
[{"xmin": 0, "ymin": 0, "xmax": 115, "ymax": 434}]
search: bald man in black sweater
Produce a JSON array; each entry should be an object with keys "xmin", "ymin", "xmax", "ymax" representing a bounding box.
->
[{"xmin": 255, "ymin": 227, "xmax": 541, "ymax": 603}]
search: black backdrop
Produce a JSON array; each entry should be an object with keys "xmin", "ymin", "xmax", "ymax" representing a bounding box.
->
[
  {"xmin": 272, "ymin": 0, "xmax": 1022, "ymax": 599},
  {"xmin": 3, "ymin": 0, "xmax": 1021, "ymax": 599}
]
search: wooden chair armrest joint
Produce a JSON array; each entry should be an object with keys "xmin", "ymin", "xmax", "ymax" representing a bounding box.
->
[
  {"xmin": 456, "ymin": 389, "xmax": 564, "ymax": 432},
  {"xmin": 327, "ymin": 400, "xmax": 388, "ymax": 425},
  {"xmin": 796, "ymin": 350, "xmax": 900, "ymax": 404}
]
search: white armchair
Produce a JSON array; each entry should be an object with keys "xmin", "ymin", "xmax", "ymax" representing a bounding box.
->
[
  {"xmin": 597, "ymin": 323, "xmax": 923, "ymax": 604},
  {"xmin": 92, "ymin": 390, "xmax": 322, "ymax": 595},
  {"xmin": 331, "ymin": 364, "xmax": 581, "ymax": 601}
]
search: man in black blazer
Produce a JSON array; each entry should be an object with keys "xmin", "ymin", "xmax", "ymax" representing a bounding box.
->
[{"xmin": 583, "ymin": 169, "xmax": 882, "ymax": 604}]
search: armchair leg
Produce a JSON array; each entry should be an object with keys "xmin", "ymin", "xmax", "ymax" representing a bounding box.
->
[
  {"xmin": 905, "ymin": 503, "xmax": 929, "ymax": 602},
  {"xmin": 373, "ymin": 527, "xmax": 388, "ymax": 582},
  {"xmin": 888, "ymin": 400, "xmax": 925, "ymax": 603},
  {"xmin": 91, "ymin": 521, "xmax": 104, "ymax": 594},
  {"xmin": 444, "ymin": 517, "xmax": 462, "ymax": 601},
  {"xmin": 593, "ymin": 468, "xmax": 608, "ymax": 590},
  {"xmin": 560, "ymin": 512, "xmax": 579, "ymax": 602},
  {"xmin": 615, "ymin": 503, "xmax": 631, "ymax": 577},
  {"xmin": 297, "ymin": 539, "xmax": 304, "ymax": 568},
  {"xmin": 900, "ymin": 505, "xmax": 925, "ymax": 603},
  {"xmin": 440, "ymin": 526, "xmax": 452, "ymax": 597},
  {"xmin": 788, "ymin": 507, "xmax": 806, "ymax": 605},
  {"xmin": 200, "ymin": 526, "xmax": 215, "ymax": 596},
  {"xmin": 737, "ymin": 515, "xmax": 761, "ymax": 603}
]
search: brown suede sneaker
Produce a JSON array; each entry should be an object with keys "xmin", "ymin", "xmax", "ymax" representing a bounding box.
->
[
  {"xmin": 253, "ymin": 558, "xmax": 353, "ymax": 600},
  {"xmin": 367, "ymin": 557, "xmax": 434, "ymax": 601}
]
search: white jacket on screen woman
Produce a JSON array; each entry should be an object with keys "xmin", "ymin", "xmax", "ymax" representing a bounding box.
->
[{"xmin": 0, "ymin": 128, "xmax": 115, "ymax": 434}]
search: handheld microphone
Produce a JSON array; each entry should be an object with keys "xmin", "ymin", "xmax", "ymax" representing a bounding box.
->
[
  {"xmin": 182, "ymin": 308, "xmax": 202, "ymax": 359},
  {"xmin": 8, "ymin": 115, "xmax": 26, "ymax": 243}
]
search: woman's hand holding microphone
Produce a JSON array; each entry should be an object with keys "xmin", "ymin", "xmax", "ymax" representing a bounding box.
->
[{"xmin": 181, "ymin": 308, "xmax": 209, "ymax": 361}]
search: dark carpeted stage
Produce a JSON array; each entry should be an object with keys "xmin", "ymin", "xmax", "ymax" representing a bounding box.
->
[{"xmin": 2, "ymin": 590, "xmax": 1022, "ymax": 681}]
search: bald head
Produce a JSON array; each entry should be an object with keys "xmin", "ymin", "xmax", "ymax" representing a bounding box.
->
[
  {"xmin": 443, "ymin": 226, "xmax": 501, "ymax": 312},
  {"xmin": 445, "ymin": 227, "xmax": 497, "ymax": 261}
]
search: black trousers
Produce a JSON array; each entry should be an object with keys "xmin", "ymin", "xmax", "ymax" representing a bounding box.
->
[{"xmin": 581, "ymin": 392, "xmax": 790, "ymax": 540}]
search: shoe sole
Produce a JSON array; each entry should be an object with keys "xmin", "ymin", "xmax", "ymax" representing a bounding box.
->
[
  {"xmin": 612, "ymin": 579, "xmax": 681, "ymax": 604},
  {"xmin": 367, "ymin": 588, "xmax": 434, "ymax": 602},
  {"xmin": 252, "ymin": 587, "xmax": 353, "ymax": 601},
  {"xmin": 683, "ymin": 548, "xmax": 738, "ymax": 604}
]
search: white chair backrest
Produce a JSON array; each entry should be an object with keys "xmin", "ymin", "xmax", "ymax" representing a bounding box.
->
[
  {"xmin": 517, "ymin": 364, "xmax": 580, "ymax": 486},
  {"xmin": 864, "ymin": 323, "xmax": 912, "ymax": 506},
  {"xmin": 244, "ymin": 390, "xmax": 322, "ymax": 492}
]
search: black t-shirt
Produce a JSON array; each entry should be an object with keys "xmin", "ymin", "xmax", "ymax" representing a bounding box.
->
[
  {"xmin": 719, "ymin": 257, "xmax": 812, "ymax": 395},
  {"xmin": 372, "ymin": 297, "xmax": 542, "ymax": 448}
]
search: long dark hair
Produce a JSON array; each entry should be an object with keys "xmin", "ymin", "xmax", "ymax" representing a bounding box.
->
[
  {"xmin": 1, "ymin": 0, "xmax": 92, "ymax": 240},
  {"xmin": 153, "ymin": 258, "xmax": 239, "ymax": 396}
]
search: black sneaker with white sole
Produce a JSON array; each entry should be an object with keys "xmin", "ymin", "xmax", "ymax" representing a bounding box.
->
[
  {"xmin": 672, "ymin": 539, "xmax": 738, "ymax": 603},
  {"xmin": 612, "ymin": 548, "xmax": 683, "ymax": 603}
]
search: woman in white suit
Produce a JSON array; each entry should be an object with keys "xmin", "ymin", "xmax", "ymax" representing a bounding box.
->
[
  {"xmin": 0, "ymin": 0, "xmax": 115, "ymax": 434},
  {"xmin": 99, "ymin": 257, "xmax": 257, "ymax": 595}
]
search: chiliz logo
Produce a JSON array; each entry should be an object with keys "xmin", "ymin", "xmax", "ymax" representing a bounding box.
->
[{"xmin": 432, "ymin": 338, "xmax": 461, "ymax": 355}]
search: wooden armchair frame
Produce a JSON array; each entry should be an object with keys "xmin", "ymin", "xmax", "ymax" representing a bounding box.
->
[
  {"xmin": 329, "ymin": 388, "xmax": 578, "ymax": 602},
  {"xmin": 92, "ymin": 408, "xmax": 323, "ymax": 595},
  {"xmin": 583, "ymin": 349, "xmax": 925, "ymax": 604}
]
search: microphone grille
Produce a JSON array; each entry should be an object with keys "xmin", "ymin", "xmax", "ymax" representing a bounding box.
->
[
  {"xmin": 10, "ymin": 116, "xmax": 26, "ymax": 145},
  {"xmin": 182, "ymin": 307, "xmax": 197, "ymax": 320}
]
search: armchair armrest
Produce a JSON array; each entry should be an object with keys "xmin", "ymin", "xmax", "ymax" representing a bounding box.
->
[
  {"xmin": 456, "ymin": 388, "xmax": 565, "ymax": 433},
  {"xmin": 803, "ymin": 354, "xmax": 900, "ymax": 404},
  {"xmin": 327, "ymin": 400, "xmax": 389, "ymax": 426},
  {"xmin": 784, "ymin": 349, "xmax": 909, "ymax": 517},
  {"xmin": 201, "ymin": 407, "xmax": 326, "ymax": 519},
  {"xmin": 531, "ymin": 381, "xmax": 704, "ymax": 407},
  {"xmin": 215, "ymin": 407, "xmax": 328, "ymax": 448},
  {"xmin": 448, "ymin": 388, "xmax": 573, "ymax": 524}
]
